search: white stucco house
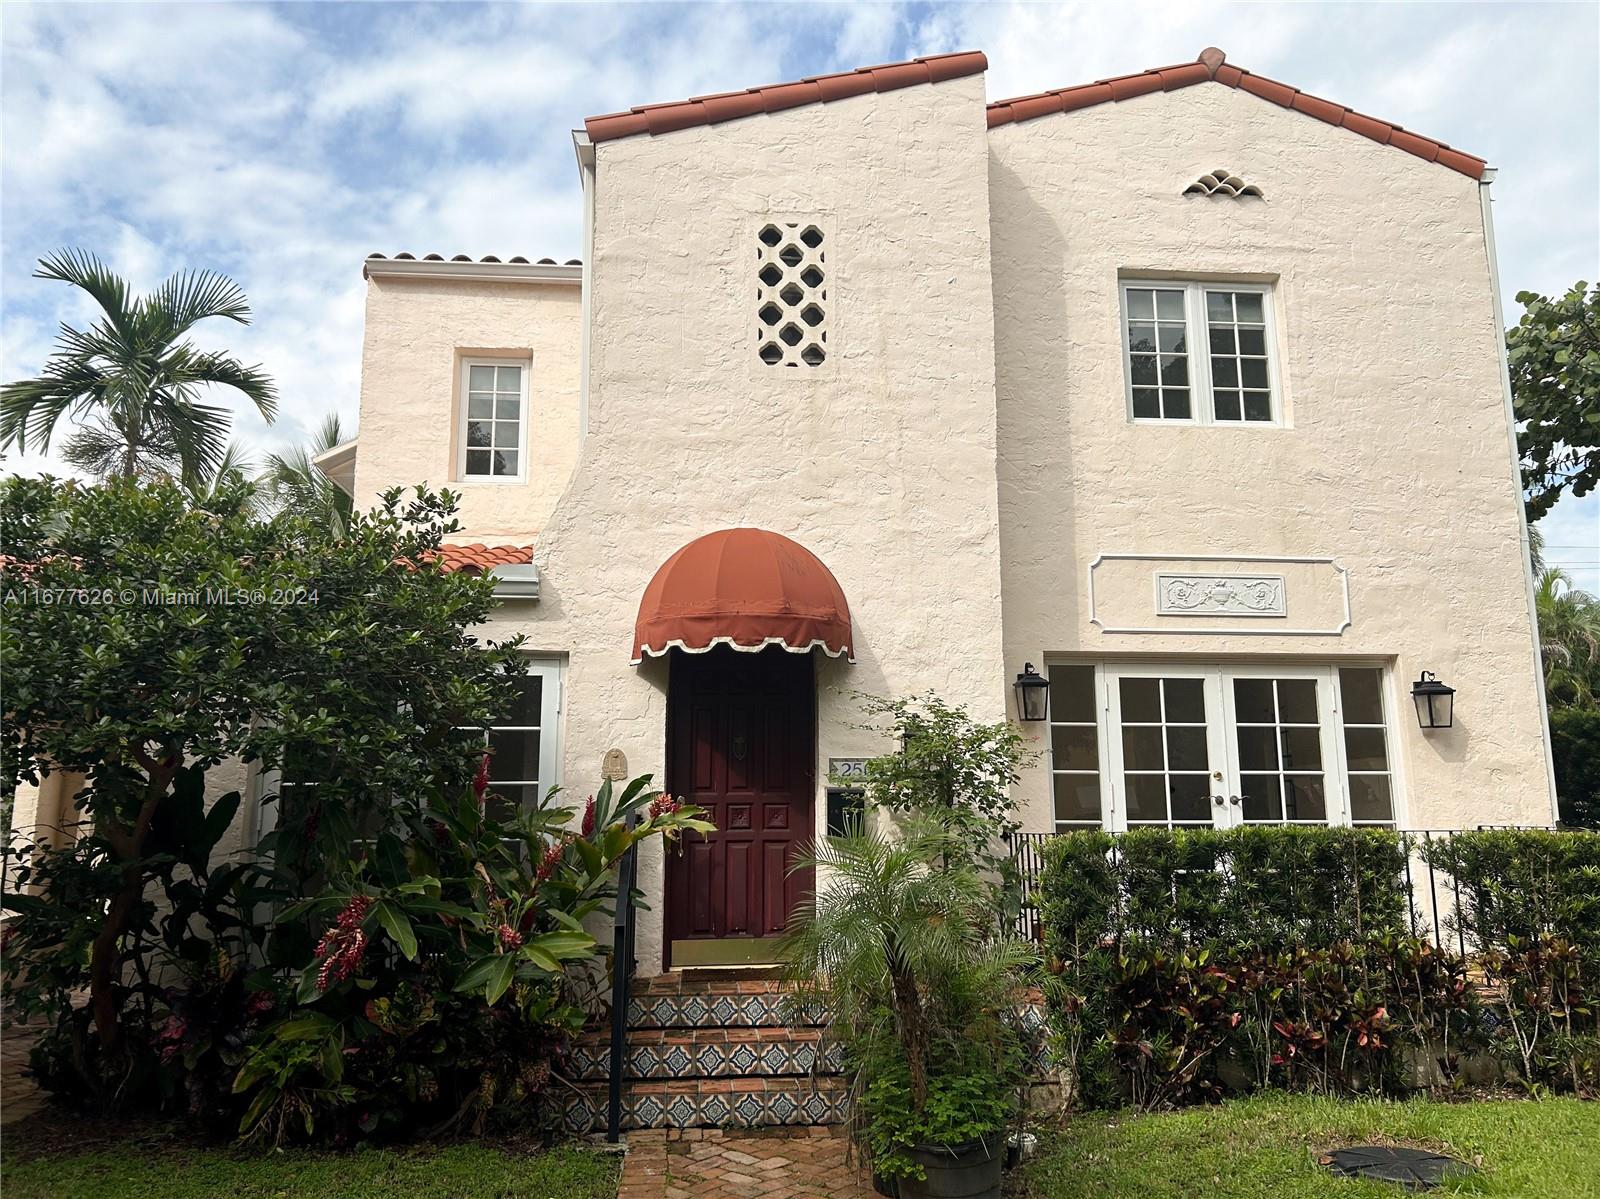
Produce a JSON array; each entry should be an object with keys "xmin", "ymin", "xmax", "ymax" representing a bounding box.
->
[
  {"xmin": 3, "ymin": 43, "xmax": 1557, "ymax": 1133},
  {"xmin": 331, "ymin": 47, "xmax": 1549, "ymax": 974}
]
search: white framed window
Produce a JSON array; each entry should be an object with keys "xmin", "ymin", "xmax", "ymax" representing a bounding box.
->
[
  {"xmin": 1046, "ymin": 662, "xmax": 1400, "ymax": 832},
  {"xmin": 474, "ymin": 659, "xmax": 563, "ymax": 816},
  {"xmin": 458, "ymin": 358, "xmax": 529, "ymax": 481},
  {"xmin": 1120, "ymin": 281, "xmax": 1280, "ymax": 425}
]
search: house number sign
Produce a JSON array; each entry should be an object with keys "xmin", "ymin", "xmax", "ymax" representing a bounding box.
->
[
  {"xmin": 1156, "ymin": 573, "xmax": 1286, "ymax": 617},
  {"xmin": 828, "ymin": 758, "xmax": 870, "ymax": 783}
]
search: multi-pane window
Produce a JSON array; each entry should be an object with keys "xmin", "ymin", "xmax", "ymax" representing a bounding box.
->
[
  {"xmin": 1117, "ymin": 676, "xmax": 1214, "ymax": 828},
  {"xmin": 1048, "ymin": 665, "xmax": 1102, "ymax": 830},
  {"xmin": 473, "ymin": 661, "xmax": 561, "ymax": 819},
  {"xmin": 1232, "ymin": 678, "xmax": 1327, "ymax": 823},
  {"xmin": 1122, "ymin": 281, "xmax": 1278, "ymax": 425},
  {"xmin": 1043, "ymin": 663, "xmax": 1401, "ymax": 830},
  {"xmin": 1338, "ymin": 668, "xmax": 1396, "ymax": 825},
  {"xmin": 460, "ymin": 360, "xmax": 526, "ymax": 479}
]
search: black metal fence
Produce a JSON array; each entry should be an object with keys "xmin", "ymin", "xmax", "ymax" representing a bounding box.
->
[{"xmin": 1006, "ymin": 827, "xmax": 1574, "ymax": 955}]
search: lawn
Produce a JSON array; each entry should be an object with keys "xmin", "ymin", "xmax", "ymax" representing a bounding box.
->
[
  {"xmin": 1014, "ymin": 1093, "xmax": 1600, "ymax": 1199},
  {"xmin": 0, "ymin": 1137, "xmax": 620, "ymax": 1199}
]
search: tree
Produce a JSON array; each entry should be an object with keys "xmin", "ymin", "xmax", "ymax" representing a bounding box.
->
[
  {"xmin": 0, "ymin": 249, "xmax": 278, "ymax": 480},
  {"xmin": 0, "ymin": 475, "xmax": 523, "ymax": 1082},
  {"xmin": 1534, "ymin": 566, "xmax": 1600, "ymax": 708},
  {"xmin": 259, "ymin": 413, "xmax": 354, "ymax": 536},
  {"xmin": 1510, "ymin": 281, "xmax": 1600, "ymax": 521}
]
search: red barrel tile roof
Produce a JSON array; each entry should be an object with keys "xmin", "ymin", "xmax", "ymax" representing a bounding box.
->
[
  {"xmin": 585, "ymin": 51, "xmax": 988, "ymax": 143},
  {"xmin": 436, "ymin": 544, "xmax": 535, "ymax": 574},
  {"xmin": 987, "ymin": 47, "xmax": 1486, "ymax": 178}
]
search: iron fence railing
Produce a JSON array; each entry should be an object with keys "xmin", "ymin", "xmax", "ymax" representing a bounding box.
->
[
  {"xmin": 1005, "ymin": 827, "xmax": 1567, "ymax": 954},
  {"xmin": 606, "ymin": 812, "xmax": 640, "ymax": 1144}
]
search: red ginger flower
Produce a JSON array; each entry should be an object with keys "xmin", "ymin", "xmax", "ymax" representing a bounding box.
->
[
  {"xmin": 498, "ymin": 924, "xmax": 523, "ymax": 950},
  {"xmin": 472, "ymin": 753, "xmax": 491, "ymax": 805},
  {"xmin": 581, "ymin": 795, "xmax": 596, "ymax": 838},
  {"xmin": 314, "ymin": 895, "xmax": 372, "ymax": 991},
  {"xmin": 648, "ymin": 794, "xmax": 682, "ymax": 819},
  {"xmin": 536, "ymin": 836, "xmax": 569, "ymax": 882}
]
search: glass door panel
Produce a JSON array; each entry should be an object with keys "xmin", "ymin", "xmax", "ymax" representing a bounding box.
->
[
  {"xmin": 1221, "ymin": 671, "xmax": 1340, "ymax": 826},
  {"xmin": 1107, "ymin": 671, "xmax": 1228, "ymax": 830}
]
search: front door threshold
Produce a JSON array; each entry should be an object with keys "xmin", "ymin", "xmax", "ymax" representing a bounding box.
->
[{"xmin": 671, "ymin": 936, "xmax": 789, "ymax": 968}]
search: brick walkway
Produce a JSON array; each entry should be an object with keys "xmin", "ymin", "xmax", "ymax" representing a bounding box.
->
[{"xmin": 618, "ymin": 1126, "xmax": 875, "ymax": 1199}]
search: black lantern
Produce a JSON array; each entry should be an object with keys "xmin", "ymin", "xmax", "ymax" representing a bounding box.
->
[
  {"xmin": 1014, "ymin": 663, "xmax": 1049, "ymax": 722},
  {"xmin": 1410, "ymin": 671, "xmax": 1455, "ymax": 729}
]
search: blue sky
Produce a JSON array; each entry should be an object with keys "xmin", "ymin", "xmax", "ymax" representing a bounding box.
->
[{"xmin": 2, "ymin": 1, "xmax": 1596, "ymax": 586}]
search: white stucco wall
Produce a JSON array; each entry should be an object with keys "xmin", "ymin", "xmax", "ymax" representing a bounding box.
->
[
  {"xmin": 485, "ymin": 71, "xmax": 1008, "ymax": 972},
  {"xmin": 989, "ymin": 81, "xmax": 1552, "ymax": 833},
  {"xmin": 353, "ymin": 275, "xmax": 582, "ymax": 539}
]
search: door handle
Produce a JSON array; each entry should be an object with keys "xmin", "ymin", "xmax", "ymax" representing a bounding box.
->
[
  {"xmin": 1228, "ymin": 795, "xmax": 1242, "ymax": 807},
  {"xmin": 1211, "ymin": 794, "xmax": 1227, "ymax": 807}
]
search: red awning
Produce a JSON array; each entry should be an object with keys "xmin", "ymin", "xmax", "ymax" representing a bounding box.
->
[{"xmin": 632, "ymin": 528, "xmax": 854, "ymax": 664}]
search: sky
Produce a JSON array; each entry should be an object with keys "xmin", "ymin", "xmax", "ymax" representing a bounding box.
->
[{"xmin": 2, "ymin": 1, "xmax": 1597, "ymax": 586}]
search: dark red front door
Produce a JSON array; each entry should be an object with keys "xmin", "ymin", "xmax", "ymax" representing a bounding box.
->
[{"xmin": 665, "ymin": 646, "xmax": 815, "ymax": 968}]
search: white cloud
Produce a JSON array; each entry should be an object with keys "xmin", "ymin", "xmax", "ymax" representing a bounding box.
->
[{"xmin": 2, "ymin": 1, "xmax": 1596, "ymax": 589}]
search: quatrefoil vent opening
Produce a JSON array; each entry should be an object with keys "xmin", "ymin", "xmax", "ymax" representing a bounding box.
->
[{"xmin": 1184, "ymin": 168, "xmax": 1264, "ymax": 198}]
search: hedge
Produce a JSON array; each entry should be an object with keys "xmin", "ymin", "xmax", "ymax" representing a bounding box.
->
[{"xmin": 1036, "ymin": 826, "xmax": 1600, "ymax": 1107}]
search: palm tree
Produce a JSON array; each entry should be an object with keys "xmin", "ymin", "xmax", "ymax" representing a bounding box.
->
[
  {"xmin": 1535, "ymin": 565, "xmax": 1600, "ymax": 708},
  {"xmin": 0, "ymin": 249, "xmax": 277, "ymax": 479},
  {"xmin": 259, "ymin": 413, "xmax": 354, "ymax": 536}
]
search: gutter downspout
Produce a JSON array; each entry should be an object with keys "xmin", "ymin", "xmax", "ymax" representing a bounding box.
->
[{"xmin": 1479, "ymin": 167, "xmax": 1561, "ymax": 826}]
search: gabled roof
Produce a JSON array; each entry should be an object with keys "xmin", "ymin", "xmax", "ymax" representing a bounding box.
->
[
  {"xmin": 987, "ymin": 47, "xmax": 1486, "ymax": 179},
  {"xmin": 584, "ymin": 51, "xmax": 988, "ymax": 143}
]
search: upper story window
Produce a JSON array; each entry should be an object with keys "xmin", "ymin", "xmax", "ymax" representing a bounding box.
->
[
  {"xmin": 756, "ymin": 221, "xmax": 827, "ymax": 368},
  {"xmin": 1121, "ymin": 281, "xmax": 1279, "ymax": 425},
  {"xmin": 460, "ymin": 358, "xmax": 528, "ymax": 480}
]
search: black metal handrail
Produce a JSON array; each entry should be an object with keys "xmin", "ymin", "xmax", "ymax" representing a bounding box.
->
[{"xmin": 606, "ymin": 812, "xmax": 639, "ymax": 1143}]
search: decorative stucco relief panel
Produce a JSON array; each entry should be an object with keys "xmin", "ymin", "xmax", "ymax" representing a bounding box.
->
[{"xmin": 1089, "ymin": 554, "xmax": 1350, "ymax": 635}]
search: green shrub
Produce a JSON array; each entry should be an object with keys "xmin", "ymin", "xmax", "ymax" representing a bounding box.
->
[{"xmin": 1035, "ymin": 825, "xmax": 1600, "ymax": 1106}]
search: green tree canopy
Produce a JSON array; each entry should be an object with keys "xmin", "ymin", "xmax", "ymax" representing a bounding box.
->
[
  {"xmin": 1510, "ymin": 281, "xmax": 1600, "ymax": 520},
  {"xmin": 0, "ymin": 249, "xmax": 277, "ymax": 479},
  {"xmin": 1, "ymin": 476, "xmax": 524, "ymax": 1059}
]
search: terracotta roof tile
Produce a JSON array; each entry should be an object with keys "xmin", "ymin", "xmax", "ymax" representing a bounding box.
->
[
  {"xmin": 986, "ymin": 47, "xmax": 1487, "ymax": 179},
  {"xmin": 585, "ymin": 51, "xmax": 988, "ymax": 143},
  {"xmin": 435, "ymin": 544, "xmax": 535, "ymax": 575}
]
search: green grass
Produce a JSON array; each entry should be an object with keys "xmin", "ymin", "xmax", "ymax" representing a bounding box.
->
[
  {"xmin": 1016, "ymin": 1093, "xmax": 1600, "ymax": 1199},
  {"xmin": 0, "ymin": 1140, "xmax": 620, "ymax": 1199}
]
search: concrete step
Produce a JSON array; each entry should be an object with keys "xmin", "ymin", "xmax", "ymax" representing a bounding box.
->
[
  {"xmin": 569, "ymin": 1025, "xmax": 842, "ymax": 1082},
  {"xmin": 556, "ymin": 1075, "xmax": 849, "ymax": 1133}
]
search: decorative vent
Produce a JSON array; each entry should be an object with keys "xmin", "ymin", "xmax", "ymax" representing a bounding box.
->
[
  {"xmin": 756, "ymin": 221, "xmax": 827, "ymax": 367},
  {"xmin": 1184, "ymin": 168, "xmax": 1263, "ymax": 198}
]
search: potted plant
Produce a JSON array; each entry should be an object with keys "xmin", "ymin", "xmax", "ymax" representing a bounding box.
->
[{"xmin": 784, "ymin": 819, "xmax": 1031, "ymax": 1199}]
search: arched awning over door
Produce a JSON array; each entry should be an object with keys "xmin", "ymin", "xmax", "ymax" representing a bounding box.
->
[{"xmin": 631, "ymin": 528, "xmax": 854, "ymax": 664}]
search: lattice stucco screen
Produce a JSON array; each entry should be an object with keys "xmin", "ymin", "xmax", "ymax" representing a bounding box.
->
[{"xmin": 756, "ymin": 221, "xmax": 827, "ymax": 367}]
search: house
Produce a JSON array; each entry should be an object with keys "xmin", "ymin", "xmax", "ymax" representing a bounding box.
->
[{"xmin": 321, "ymin": 47, "xmax": 1556, "ymax": 980}]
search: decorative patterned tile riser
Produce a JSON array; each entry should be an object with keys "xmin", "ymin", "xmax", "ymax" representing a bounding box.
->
[
  {"xmin": 625, "ymin": 990, "xmax": 826, "ymax": 1030},
  {"xmin": 558, "ymin": 1079, "xmax": 849, "ymax": 1133},
  {"xmin": 568, "ymin": 1034, "xmax": 842, "ymax": 1081}
]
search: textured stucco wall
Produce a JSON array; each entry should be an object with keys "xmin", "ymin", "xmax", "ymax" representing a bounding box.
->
[
  {"xmin": 353, "ymin": 276, "xmax": 582, "ymax": 539},
  {"xmin": 989, "ymin": 82, "xmax": 1552, "ymax": 833},
  {"xmin": 485, "ymin": 72, "xmax": 1007, "ymax": 971}
]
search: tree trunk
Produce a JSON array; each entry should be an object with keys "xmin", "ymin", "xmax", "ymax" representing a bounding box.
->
[
  {"xmin": 89, "ymin": 756, "xmax": 176, "ymax": 1056},
  {"xmin": 889, "ymin": 966, "xmax": 930, "ymax": 1109}
]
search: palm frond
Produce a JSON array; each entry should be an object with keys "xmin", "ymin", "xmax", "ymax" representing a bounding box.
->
[
  {"xmin": 147, "ymin": 267, "xmax": 253, "ymax": 335},
  {"xmin": 34, "ymin": 249, "xmax": 136, "ymax": 340}
]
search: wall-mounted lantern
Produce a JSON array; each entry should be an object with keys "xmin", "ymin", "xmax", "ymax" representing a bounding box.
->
[
  {"xmin": 1410, "ymin": 671, "xmax": 1455, "ymax": 730},
  {"xmin": 1014, "ymin": 663, "xmax": 1049, "ymax": 722}
]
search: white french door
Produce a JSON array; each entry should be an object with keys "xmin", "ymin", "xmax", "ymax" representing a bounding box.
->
[{"xmin": 1103, "ymin": 665, "xmax": 1346, "ymax": 831}]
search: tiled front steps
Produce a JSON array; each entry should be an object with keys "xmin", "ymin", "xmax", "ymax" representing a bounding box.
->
[
  {"xmin": 561, "ymin": 972, "xmax": 845, "ymax": 1133},
  {"xmin": 570, "ymin": 1025, "xmax": 843, "ymax": 1081},
  {"xmin": 559, "ymin": 1074, "xmax": 849, "ymax": 1133}
]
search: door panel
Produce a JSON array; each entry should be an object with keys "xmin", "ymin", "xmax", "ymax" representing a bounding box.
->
[
  {"xmin": 1106, "ymin": 669, "xmax": 1229, "ymax": 829},
  {"xmin": 666, "ymin": 647, "xmax": 815, "ymax": 968},
  {"xmin": 1220, "ymin": 670, "xmax": 1341, "ymax": 827}
]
